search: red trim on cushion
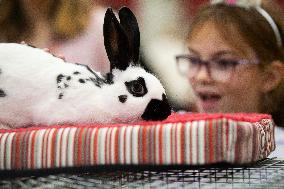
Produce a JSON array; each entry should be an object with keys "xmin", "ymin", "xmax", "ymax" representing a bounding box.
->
[{"xmin": 0, "ymin": 113, "xmax": 272, "ymax": 133}]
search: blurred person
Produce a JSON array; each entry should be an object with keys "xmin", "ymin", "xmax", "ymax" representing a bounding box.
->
[
  {"xmin": 0, "ymin": 0, "xmax": 109, "ymax": 73},
  {"xmin": 175, "ymin": 0, "xmax": 284, "ymax": 157},
  {"xmin": 138, "ymin": 0, "xmax": 197, "ymax": 112}
]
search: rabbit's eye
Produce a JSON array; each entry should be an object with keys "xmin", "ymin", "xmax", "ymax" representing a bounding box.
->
[
  {"xmin": 125, "ymin": 77, "xmax": 148, "ymax": 97},
  {"xmin": 132, "ymin": 82, "xmax": 143, "ymax": 93}
]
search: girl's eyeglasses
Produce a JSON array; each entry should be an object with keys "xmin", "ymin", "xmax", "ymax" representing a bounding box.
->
[{"xmin": 175, "ymin": 54, "xmax": 258, "ymax": 82}]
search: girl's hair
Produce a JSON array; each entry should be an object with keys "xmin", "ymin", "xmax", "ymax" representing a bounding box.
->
[
  {"xmin": 0, "ymin": 0, "xmax": 93, "ymax": 42},
  {"xmin": 187, "ymin": 1, "xmax": 284, "ymax": 126}
]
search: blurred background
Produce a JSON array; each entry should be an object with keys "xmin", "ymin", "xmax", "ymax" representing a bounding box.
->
[{"xmin": 0, "ymin": 0, "xmax": 283, "ymax": 111}]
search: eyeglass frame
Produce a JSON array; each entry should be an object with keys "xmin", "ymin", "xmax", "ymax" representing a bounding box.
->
[{"xmin": 175, "ymin": 54, "xmax": 259, "ymax": 82}]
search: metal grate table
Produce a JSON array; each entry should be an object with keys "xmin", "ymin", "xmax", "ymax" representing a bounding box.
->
[{"xmin": 1, "ymin": 158, "xmax": 284, "ymax": 189}]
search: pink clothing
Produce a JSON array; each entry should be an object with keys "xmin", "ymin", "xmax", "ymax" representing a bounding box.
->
[
  {"xmin": 51, "ymin": 7, "xmax": 110, "ymax": 74},
  {"xmin": 226, "ymin": 0, "xmax": 237, "ymax": 4}
]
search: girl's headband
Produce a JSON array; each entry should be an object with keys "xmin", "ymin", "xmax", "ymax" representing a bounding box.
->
[{"xmin": 211, "ymin": 0, "xmax": 282, "ymax": 47}]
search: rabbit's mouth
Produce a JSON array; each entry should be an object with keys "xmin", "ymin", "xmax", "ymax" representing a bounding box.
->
[{"xmin": 141, "ymin": 94, "xmax": 171, "ymax": 121}]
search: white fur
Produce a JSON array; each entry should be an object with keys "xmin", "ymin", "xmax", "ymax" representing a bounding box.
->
[{"xmin": 0, "ymin": 43, "xmax": 166, "ymax": 128}]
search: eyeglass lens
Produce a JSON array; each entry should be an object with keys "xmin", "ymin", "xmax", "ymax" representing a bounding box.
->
[{"xmin": 176, "ymin": 55, "xmax": 240, "ymax": 82}]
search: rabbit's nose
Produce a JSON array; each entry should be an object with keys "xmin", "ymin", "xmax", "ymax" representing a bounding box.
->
[
  {"xmin": 141, "ymin": 94, "xmax": 172, "ymax": 121},
  {"xmin": 118, "ymin": 95, "xmax": 128, "ymax": 103}
]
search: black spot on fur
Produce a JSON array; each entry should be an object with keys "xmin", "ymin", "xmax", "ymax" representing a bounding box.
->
[
  {"xmin": 56, "ymin": 74, "xmax": 71, "ymax": 89},
  {"xmin": 27, "ymin": 44, "xmax": 36, "ymax": 48},
  {"xmin": 75, "ymin": 63, "xmax": 107, "ymax": 86},
  {"xmin": 141, "ymin": 94, "xmax": 171, "ymax": 121},
  {"xmin": 125, "ymin": 77, "xmax": 148, "ymax": 97},
  {"xmin": 57, "ymin": 74, "xmax": 64, "ymax": 83},
  {"xmin": 58, "ymin": 93, "xmax": 64, "ymax": 99},
  {"xmin": 73, "ymin": 71, "xmax": 80, "ymax": 75},
  {"xmin": 56, "ymin": 74, "xmax": 70, "ymax": 99},
  {"xmin": 105, "ymin": 73, "xmax": 114, "ymax": 84},
  {"xmin": 118, "ymin": 95, "xmax": 127, "ymax": 103},
  {"xmin": 79, "ymin": 79, "xmax": 85, "ymax": 83},
  {"xmin": 89, "ymin": 77, "xmax": 103, "ymax": 88},
  {"xmin": 0, "ymin": 89, "xmax": 6, "ymax": 97}
]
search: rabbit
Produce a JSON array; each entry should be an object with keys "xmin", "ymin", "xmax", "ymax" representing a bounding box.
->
[{"xmin": 0, "ymin": 7, "xmax": 171, "ymax": 129}]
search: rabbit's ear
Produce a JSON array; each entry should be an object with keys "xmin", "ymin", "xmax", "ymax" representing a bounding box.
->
[
  {"xmin": 104, "ymin": 8, "xmax": 131, "ymax": 71},
  {"xmin": 119, "ymin": 7, "xmax": 140, "ymax": 64}
]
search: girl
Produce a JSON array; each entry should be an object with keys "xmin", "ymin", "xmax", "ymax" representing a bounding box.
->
[{"xmin": 176, "ymin": 0, "xmax": 284, "ymax": 157}]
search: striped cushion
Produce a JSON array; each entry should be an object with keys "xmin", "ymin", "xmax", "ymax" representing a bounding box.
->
[{"xmin": 0, "ymin": 113, "xmax": 275, "ymax": 170}]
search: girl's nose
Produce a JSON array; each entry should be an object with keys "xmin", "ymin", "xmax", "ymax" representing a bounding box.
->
[{"xmin": 194, "ymin": 65, "xmax": 212, "ymax": 82}]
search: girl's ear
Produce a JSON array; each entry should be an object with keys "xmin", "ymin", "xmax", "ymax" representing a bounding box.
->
[
  {"xmin": 262, "ymin": 61, "xmax": 284, "ymax": 93},
  {"xmin": 103, "ymin": 8, "xmax": 130, "ymax": 71}
]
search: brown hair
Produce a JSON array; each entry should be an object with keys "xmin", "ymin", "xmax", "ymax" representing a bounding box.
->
[
  {"xmin": 0, "ymin": 0, "xmax": 93, "ymax": 42},
  {"xmin": 187, "ymin": 1, "xmax": 284, "ymax": 126}
]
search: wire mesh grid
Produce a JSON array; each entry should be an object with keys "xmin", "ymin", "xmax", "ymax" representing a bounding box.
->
[{"xmin": 0, "ymin": 158, "xmax": 284, "ymax": 189}]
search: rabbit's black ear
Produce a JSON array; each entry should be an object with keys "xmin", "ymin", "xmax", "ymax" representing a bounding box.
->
[
  {"xmin": 119, "ymin": 7, "xmax": 140, "ymax": 64},
  {"xmin": 104, "ymin": 8, "xmax": 130, "ymax": 71}
]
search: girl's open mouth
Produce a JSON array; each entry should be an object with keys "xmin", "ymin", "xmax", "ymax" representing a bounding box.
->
[{"xmin": 197, "ymin": 92, "xmax": 222, "ymax": 112}]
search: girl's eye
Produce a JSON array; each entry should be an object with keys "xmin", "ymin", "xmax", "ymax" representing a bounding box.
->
[
  {"xmin": 188, "ymin": 56, "xmax": 201, "ymax": 65},
  {"xmin": 214, "ymin": 59, "xmax": 239, "ymax": 69}
]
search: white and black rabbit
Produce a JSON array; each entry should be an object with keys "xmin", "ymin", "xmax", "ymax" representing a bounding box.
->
[{"xmin": 0, "ymin": 7, "xmax": 171, "ymax": 128}]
